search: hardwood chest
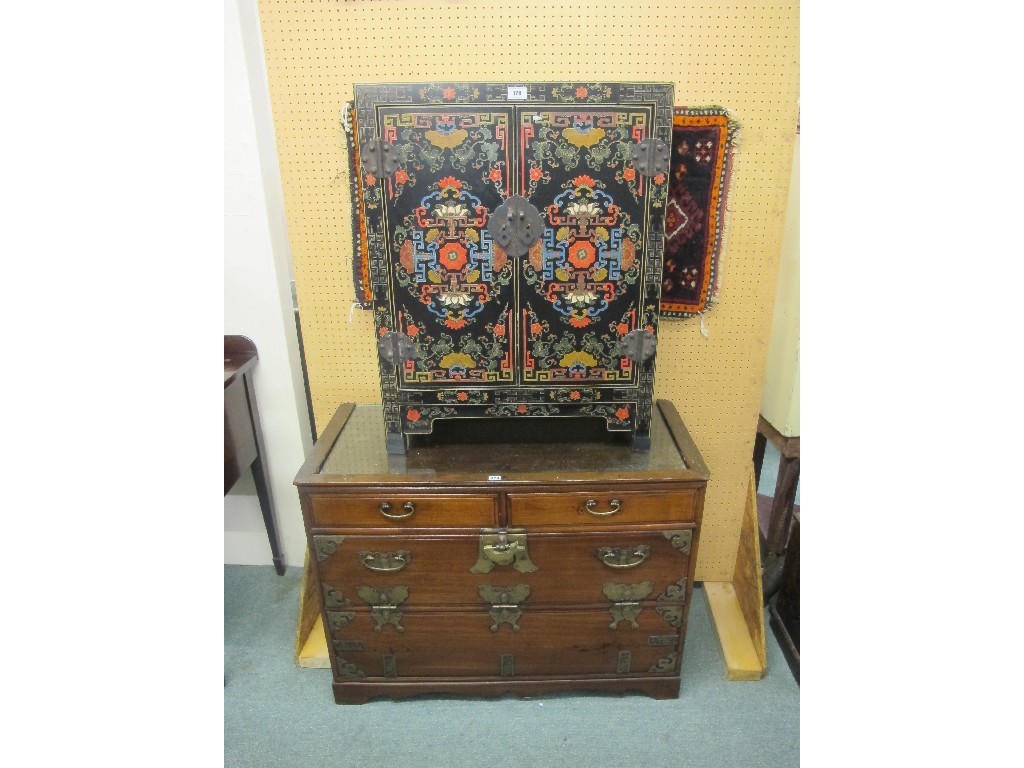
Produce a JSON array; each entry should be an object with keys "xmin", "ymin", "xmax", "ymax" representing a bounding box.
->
[
  {"xmin": 294, "ymin": 401, "xmax": 707, "ymax": 704},
  {"xmin": 351, "ymin": 82, "xmax": 674, "ymax": 453}
]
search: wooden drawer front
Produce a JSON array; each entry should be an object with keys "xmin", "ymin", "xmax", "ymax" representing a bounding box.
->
[
  {"xmin": 316, "ymin": 534, "xmax": 482, "ymax": 606},
  {"xmin": 518, "ymin": 530, "xmax": 691, "ymax": 606},
  {"xmin": 507, "ymin": 490, "xmax": 697, "ymax": 526},
  {"xmin": 327, "ymin": 608, "xmax": 682, "ymax": 680},
  {"xmin": 314, "ymin": 530, "xmax": 691, "ymax": 608},
  {"xmin": 308, "ymin": 493, "xmax": 496, "ymax": 528}
]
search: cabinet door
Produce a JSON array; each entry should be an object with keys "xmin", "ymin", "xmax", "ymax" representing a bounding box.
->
[
  {"xmin": 371, "ymin": 104, "xmax": 517, "ymax": 387},
  {"xmin": 517, "ymin": 105, "xmax": 661, "ymax": 386}
]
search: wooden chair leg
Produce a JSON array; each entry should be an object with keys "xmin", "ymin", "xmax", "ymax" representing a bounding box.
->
[{"xmin": 766, "ymin": 455, "xmax": 800, "ymax": 557}]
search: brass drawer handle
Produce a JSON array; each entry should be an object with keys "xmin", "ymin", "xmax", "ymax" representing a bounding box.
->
[
  {"xmin": 597, "ymin": 545, "xmax": 651, "ymax": 569},
  {"xmin": 379, "ymin": 501, "xmax": 416, "ymax": 520},
  {"xmin": 586, "ymin": 499, "xmax": 621, "ymax": 516},
  {"xmin": 358, "ymin": 550, "xmax": 411, "ymax": 573}
]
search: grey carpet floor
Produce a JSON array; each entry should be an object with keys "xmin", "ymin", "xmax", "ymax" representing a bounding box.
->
[{"xmin": 225, "ymin": 565, "xmax": 799, "ymax": 767}]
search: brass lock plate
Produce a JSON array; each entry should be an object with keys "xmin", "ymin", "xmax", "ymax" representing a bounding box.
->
[{"xmin": 469, "ymin": 528, "xmax": 538, "ymax": 574}]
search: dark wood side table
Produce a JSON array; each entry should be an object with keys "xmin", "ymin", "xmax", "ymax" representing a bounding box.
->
[
  {"xmin": 752, "ymin": 415, "xmax": 799, "ymax": 600},
  {"xmin": 295, "ymin": 400, "xmax": 708, "ymax": 704},
  {"xmin": 225, "ymin": 335, "xmax": 285, "ymax": 575},
  {"xmin": 768, "ymin": 511, "xmax": 799, "ymax": 683}
]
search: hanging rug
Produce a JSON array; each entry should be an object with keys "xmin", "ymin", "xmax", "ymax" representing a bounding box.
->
[{"xmin": 659, "ymin": 107, "xmax": 739, "ymax": 318}]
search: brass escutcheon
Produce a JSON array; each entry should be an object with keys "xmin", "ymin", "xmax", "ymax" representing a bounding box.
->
[
  {"xmin": 470, "ymin": 529, "xmax": 538, "ymax": 574},
  {"xmin": 478, "ymin": 584, "xmax": 531, "ymax": 632},
  {"xmin": 603, "ymin": 581, "xmax": 654, "ymax": 630},
  {"xmin": 357, "ymin": 585, "xmax": 409, "ymax": 633}
]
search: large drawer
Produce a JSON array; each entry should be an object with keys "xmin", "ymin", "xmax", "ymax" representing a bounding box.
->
[
  {"xmin": 326, "ymin": 607, "xmax": 682, "ymax": 680},
  {"xmin": 313, "ymin": 529, "xmax": 692, "ymax": 608},
  {"xmin": 307, "ymin": 493, "xmax": 497, "ymax": 528},
  {"xmin": 507, "ymin": 489, "xmax": 698, "ymax": 527}
]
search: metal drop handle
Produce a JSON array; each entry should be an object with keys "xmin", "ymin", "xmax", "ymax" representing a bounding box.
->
[
  {"xmin": 379, "ymin": 501, "xmax": 416, "ymax": 520},
  {"xmin": 597, "ymin": 545, "xmax": 651, "ymax": 569},
  {"xmin": 585, "ymin": 499, "xmax": 621, "ymax": 516},
  {"xmin": 358, "ymin": 550, "xmax": 411, "ymax": 573}
]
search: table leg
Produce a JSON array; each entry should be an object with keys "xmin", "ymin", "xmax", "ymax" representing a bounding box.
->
[
  {"xmin": 752, "ymin": 430, "xmax": 767, "ymax": 489},
  {"xmin": 765, "ymin": 455, "xmax": 800, "ymax": 557},
  {"xmin": 251, "ymin": 453, "xmax": 286, "ymax": 575},
  {"xmin": 244, "ymin": 372, "xmax": 286, "ymax": 576}
]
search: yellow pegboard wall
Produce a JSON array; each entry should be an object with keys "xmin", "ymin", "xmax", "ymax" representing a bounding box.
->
[{"xmin": 256, "ymin": 0, "xmax": 799, "ymax": 581}]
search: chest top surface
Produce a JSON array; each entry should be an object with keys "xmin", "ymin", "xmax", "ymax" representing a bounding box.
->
[{"xmin": 296, "ymin": 400, "xmax": 707, "ymax": 487}]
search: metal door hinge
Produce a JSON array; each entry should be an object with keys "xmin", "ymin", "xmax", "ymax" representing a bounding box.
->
[
  {"xmin": 361, "ymin": 137, "xmax": 400, "ymax": 177},
  {"xmin": 622, "ymin": 329, "xmax": 657, "ymax": 363},
  {"xmin": 631, "ymin": 137, "xmax": 671, "ymax": 177},
  {"xmin": 377, "ymin": 331, "xmax": 416, "ymax": 366}
]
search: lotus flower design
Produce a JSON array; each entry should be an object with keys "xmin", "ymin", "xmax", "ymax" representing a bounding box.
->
[
  {"xmin": 565, "ymin": 200, "xmax": 601, "ymax": 218},
  {"xmin": 436, "ymin": 203, "xmax": 469, "ymax": 220}
]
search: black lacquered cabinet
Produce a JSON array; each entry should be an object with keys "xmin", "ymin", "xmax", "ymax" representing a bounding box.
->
[{"xmin": 352, "ymin": 82, "xmax": 674, "ymax": 453}]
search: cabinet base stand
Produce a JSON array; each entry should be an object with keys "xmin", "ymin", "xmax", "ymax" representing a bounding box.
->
[
  {"xmin": 333, "ymin": 676, "xmax": 681, "ymax": 705},
  {"xmin": 385, "ymin": 432, "xmax": 407, "ymax": 456}
]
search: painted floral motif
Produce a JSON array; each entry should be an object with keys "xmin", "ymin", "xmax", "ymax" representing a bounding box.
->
[
  {"xmin": 485, "ymin": 403, "xmax": 562, "ymax": 418},
  {"xmin": 548, "ymin": 388, "xmax": 602, "ymax": 403},
  {"xmin": 435, "ymin": 389, "xmax": 491, "ymax": 404},
  {"xmin": 522, "ymin": 175, "xmax": 642, "ymax": 330},
  {"xmin": 551, "ymin": 83, "xmax": 614, "ymax": 103},
  {"xmin": 384, "ymin": 112, "xmax": 508, "ymax": 196},
  {"xmin": 418, "ymin": 84, "xmax": 481, "ymax": 103},
  {"xmin": 579, "ymin": 403, "xmax": 633, "ymax": 427},
  {"xmin": 398, "ymin": 309, "xmax": 514, "ymax": 384},
  {"xmin": 392, "ymin": 179, "xmax": 512, "ymax": 332},
  {"xmin": 521, "ymin": 307, "xmax": 636, "ymax": 383},
  {"xmin": 524, "ymin": 163, "xmax": 552, "ymax": 198},
  {"xmin": 404, "ymin": 405, "xmax": 458, "ymax": 431},
  {"xmin": 521, "ymin": 112, "xmax": 640, "ymax": 182}
]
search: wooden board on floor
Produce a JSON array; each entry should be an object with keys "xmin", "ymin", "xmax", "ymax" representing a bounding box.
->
[
  {"xmin": 703, "ymin": 465, "xmax": 768, "ymax": 681},
  {"xmin": 733, "ymin": 468, "xmax": 768, "ymax": 670},
  {"xmin": 704, "ymin": 581, "xmax": 765, "ymax": 680},
  {"xmin": 294, "ymin": 550, "xmax": 330, "ymax": 668},
  {"xmin": 298, "ymin": 615, "xmax": 330, "ymax": 668}
]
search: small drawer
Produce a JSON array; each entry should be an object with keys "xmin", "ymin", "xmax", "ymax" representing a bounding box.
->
[
  {"xmin": 507, "ymin": 490, "xmax": 697, "ymax": 527},
  {"xmin": 308, "ymin": 493, "xmax": 497, "ymax": 528}
]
